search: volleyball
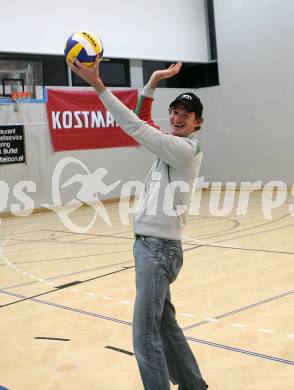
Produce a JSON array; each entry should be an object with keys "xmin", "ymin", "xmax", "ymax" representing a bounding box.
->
[{"xmin": 64, "ymin": 31, "xmax": 103, "ymax": 67}]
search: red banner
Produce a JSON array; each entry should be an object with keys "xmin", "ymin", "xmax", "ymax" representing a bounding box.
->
[{"xmin": 46, "ymin": 88, "xmax": 139, "ymax": 151}]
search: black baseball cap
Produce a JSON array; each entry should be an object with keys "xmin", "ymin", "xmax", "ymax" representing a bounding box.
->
[{"xmin": 169, "ymin": 92, "xmax": 203, "ymax": 118}]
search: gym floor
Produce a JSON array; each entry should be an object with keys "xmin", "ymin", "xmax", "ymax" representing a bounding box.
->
[{"xmin": 0, "ymin": 191, "xmax": 293, "ymax": 389}]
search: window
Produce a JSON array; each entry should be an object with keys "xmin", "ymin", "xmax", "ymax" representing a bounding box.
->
[{"xmin": 71, "ymin": 58, "xmax": 130, "ymax": 87}]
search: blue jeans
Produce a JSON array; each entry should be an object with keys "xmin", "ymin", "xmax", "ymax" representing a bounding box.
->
[{"xmin": 133, "ymin": 235, "xmax": 208, "ymax": 390}]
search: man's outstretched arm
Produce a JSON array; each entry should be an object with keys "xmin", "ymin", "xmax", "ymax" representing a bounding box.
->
[
  {"xmin": 66, "ymin": 58, "xmax": 195, "ymax": 169},
  {"xmin": 135, "ymin": 63, "xmax": 182, "ymax": 129}
]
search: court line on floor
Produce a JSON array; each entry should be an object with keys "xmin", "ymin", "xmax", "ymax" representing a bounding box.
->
[
  {"xmin": 8, "ymin": 249, "xmax": 132, "ymax": 265},
  {"xmin": 1, "ymin": 259, "xmax": 135, "ymax": 291},
  {"xmin": 203, "ymin": 220, "xmax": 294, "ymax": 245},
  {"xmin": 1, "ymin": 244, "xmax": 134, "ymax": 295},
  {"xmin": 0, "ymin": 265, "xmax": 134, "ymax": 308},
  {"xmin": 0, "ymin": 228, "xmax": 47, "ymax": 239},
  {"xmin": 183, "ymin": 218, "xmax": 294, "ymax": 252},
  {"xmin": 185, "ymin": 336, "xmax": 294, "ymax": 366},
  {"xmin": 1, "ymin": 229, "xmax": 135, "ymax": 306},
  {"xmin": 2, "ymin": 230, "xmax": 292, "ymax": 315},
  {"xmin": 0, "ymin": 289, "xmax": 132, "ymax": 325},
  {"xmin": 182, "ymin": 234, "xmax": 294, "ymax": 330},
  {"xmin": 184, "ymin": 214, "xmax": 294, "ymax": 257},
  {"xmin": 45, "ymin": 228, "xmax": 133, "ymax": 240},
  {"xmin": 2, "ymin": 221, "xmax": 292, "ymax": 282},
  {"xmin": 0, "ymin": 289, "xmax": 293, "ymax": 366},
  {"xmin": 193, "ymin": 212, "xmax": 290, "ymax": 241},
  {"xmin": 182, "ymin": 239, "xmax": 294, "ymax": 255},
  {"xmin": 1, "ymin": 228, "xmax": 134, "ymax": 248},
  {"xmin": 182, "ymin": 289, "xmax": 294, "ymax": 331},
  {"xmin": 2, "ymin": 237, "xmax": 131, "ymax": 248},
  {"xmin": 187, "ymin": 215, "xmax": 240, "ymax": 237}
]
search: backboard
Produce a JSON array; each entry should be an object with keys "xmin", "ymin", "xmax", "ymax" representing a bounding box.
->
[{"xmin": 0, "ymin": 60, "xmax": 43, "ymax": 100}]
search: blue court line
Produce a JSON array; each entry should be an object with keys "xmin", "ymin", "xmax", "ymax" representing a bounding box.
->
[
  {"xmin": 186, "ymin": 336, "xmax": 294, "ymax": 366},
  {"xmin": 0, "ymin": 289, "xmax": 132, "ymax": 326},
  {"xmin": 1, "ymin": 289, "xmax": 293, "ymax": 366},
  {"xmin": 182, "ymin": 289, "xmax": 294, "ymax": 331}
]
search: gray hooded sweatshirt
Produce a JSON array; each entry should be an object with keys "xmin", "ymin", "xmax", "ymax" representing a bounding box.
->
[{"xmin": 99, "ymin": 85, "xmax": 203, "ymax": 240}]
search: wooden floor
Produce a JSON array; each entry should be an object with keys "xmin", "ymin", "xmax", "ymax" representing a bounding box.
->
[{"xmin": 0, "ymin": 192, "xmax": 293, "ymax": 389}]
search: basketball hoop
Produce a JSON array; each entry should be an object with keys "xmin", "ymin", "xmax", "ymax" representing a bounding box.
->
[{"xmin": 11, "ymin": 91, "xmax": 33, "ymax": 112}]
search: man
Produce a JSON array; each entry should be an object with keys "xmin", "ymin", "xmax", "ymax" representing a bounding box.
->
[{"xmin": 67, "ymin": 57, "xmax": 208, "ymax": 390}]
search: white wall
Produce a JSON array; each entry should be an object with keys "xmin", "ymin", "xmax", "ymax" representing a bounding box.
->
[
  {"xmin": 196, "ymin": 0, "xmax": 294, "ymax": 184},
  {"xmin": 133, "ymin": 0, "xmax": 294, "ymax": 185},
  {"xmin": 0, "ymin": 0, "xmax": 209, "ymax": 62}
]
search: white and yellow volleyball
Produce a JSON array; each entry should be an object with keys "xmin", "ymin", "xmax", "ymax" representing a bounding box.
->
[{"xmin": 64, "ymin": 31, "xmax": 103, "ymax": 67}]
